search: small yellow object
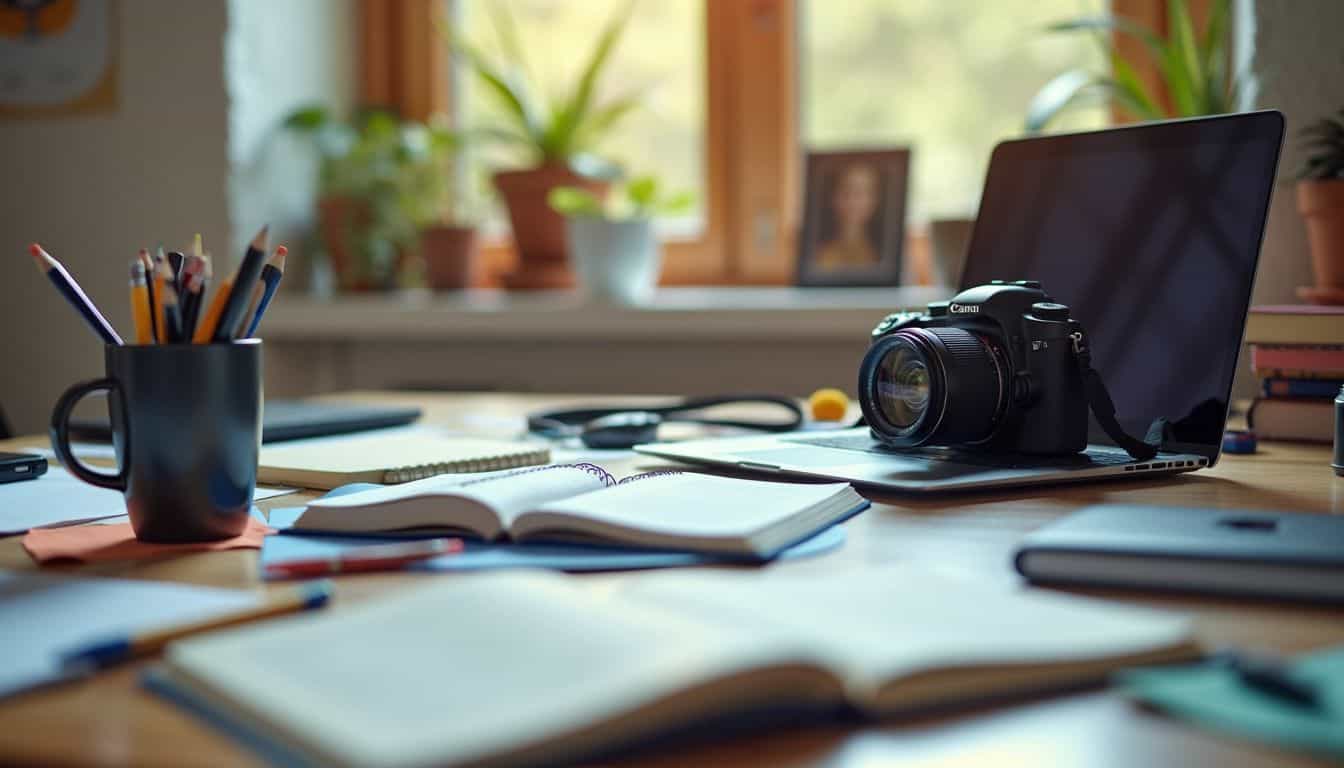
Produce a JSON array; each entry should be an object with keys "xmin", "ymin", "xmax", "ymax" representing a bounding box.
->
[{"xmin": 808, "ymin": 388, "xmax": 850, "ymax": 422}]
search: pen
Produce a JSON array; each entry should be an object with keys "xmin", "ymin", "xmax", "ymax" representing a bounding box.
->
[
  {"xmin": 211, "ymin": 225, "xmax": 270, "ymax": 342},
  {"xmin": 263, "ymin": 538, "xmax": 463, "ymax": 579},
  {"xmin": 243, "ymin": 245, "xmax": 286, "ymax": 338},
  {"xmin": 29, "ymin": 244, "xmax": 124, "ymax": 346},
  {"xmin": 1227, "ymin": 653, "xmax": 1321, "ymax": 711},
  {"xmin": 167, "ymin": 250, "xmax": 185, "ymax": 290},
  {"xmin": 179, "ymin": 255, "xmax": 207, "ymax": 340},
  {"xmin": 138, "ymin": 248, "xmax": 158, "ymax": 343},
  {"xmin": 61, "ymin": 582, "xmax": 333, "ymax": 671},
  {"xmin": 128, "ymin": 260, "xmax": 153, "ymax": 344}
]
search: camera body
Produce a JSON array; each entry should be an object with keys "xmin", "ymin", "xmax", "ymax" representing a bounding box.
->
[{"xmin": 859, "ymin": 280, "xmax": 1090, "ymax": 455}]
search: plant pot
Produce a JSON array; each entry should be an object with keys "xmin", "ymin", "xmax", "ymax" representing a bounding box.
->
[
  {"xmin": 1298, "ymin": 180, "xmax": 1344, "ymax": 292},
  {"xmin": 316, "ymin": 195, "xmax": 370, "ymax": 291},
  {"xmin": 566, "ymin": 216, "xmax": 661, "ymax": 305},
  {"xmin": 493, "ymin": 163, "xmax": 608, "ymax": 291},
  {"xmin": 420, "ymin": 225, "xmax": 480, "ymax": 291}
]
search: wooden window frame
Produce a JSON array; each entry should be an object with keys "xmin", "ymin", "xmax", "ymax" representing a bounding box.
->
[{"xmin": 360, "ymin": 1, "xmax": 1204, "ymax": 288}]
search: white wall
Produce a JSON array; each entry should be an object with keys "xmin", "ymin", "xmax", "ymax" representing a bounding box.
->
[{"xmin": 0, "ymin": 0, "xmax": 351, "ymax": 436}]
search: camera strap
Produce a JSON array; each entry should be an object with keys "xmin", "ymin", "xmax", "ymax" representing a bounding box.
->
[{"xmin": 1071, "ymin": 332, "xmax": 1162, "ymax": 461}]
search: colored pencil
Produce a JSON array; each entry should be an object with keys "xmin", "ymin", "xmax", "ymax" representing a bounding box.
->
[
  {"xmin": 138, "ymin": 249, "xmax": 158, "ymax": 343},
  {"xmin": 152, "ymin": 258, "xmax": 174, "ymax": 343},
  {"xmin": 128, "ymin": 260, "xmax": 153, "ymax": 345},
  {"xmin": 28, "ymin": 244, "xmax": 123, "ymax": 346},
  {"xmin": 60, "ymin": 582, "xmax": 333, "ymax": 670},
  {"xmin": 263, "ymin": 538, "xmax": 463, "ymax": 579},
  {"xmin": 192, "ymin": 273, "xmax": 233, "ymax": 344},
  {"xmin": 243, "ymin": 245, "xmax": 286, "ymax": 338},
  {"xmin": 178, "ymin": 255, "xmax": 207, "ymax": 339},
  {"xmin": 210, "ymin": 225, "xmax": 270, "ymax": 342}
]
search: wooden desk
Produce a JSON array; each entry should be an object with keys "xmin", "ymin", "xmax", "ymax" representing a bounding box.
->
[{"xmin": 1, "ymin": 391, "xmax": 1341, "ymax": 768}]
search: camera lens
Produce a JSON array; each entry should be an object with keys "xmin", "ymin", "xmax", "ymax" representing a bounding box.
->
[{"xmin": 859, "ymin": 327, "xmax": 1007, "ymax": 447}]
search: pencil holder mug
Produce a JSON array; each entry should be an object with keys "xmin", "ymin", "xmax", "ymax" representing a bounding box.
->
[{"xmin": 49, "ymin": 341, "xmax": 263, "ymax": 542}]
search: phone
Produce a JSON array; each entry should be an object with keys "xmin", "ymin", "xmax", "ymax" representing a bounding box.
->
[{"xmin": 0, "ymin": 452, "xmax": 48, "ymax": 484}]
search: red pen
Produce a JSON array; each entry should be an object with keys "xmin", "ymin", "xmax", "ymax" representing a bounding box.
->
[{"xmin": 264, "ymin": 538, "xmax": 464, "ymax": 579}]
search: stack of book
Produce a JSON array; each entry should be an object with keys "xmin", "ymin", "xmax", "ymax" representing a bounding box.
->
[{"xmin": 1244, "ymin": 304, "xmax": 1344, "ymax": 442}]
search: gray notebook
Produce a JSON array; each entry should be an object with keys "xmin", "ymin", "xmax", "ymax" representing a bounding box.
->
[{"xmin": 1015, "ymin": 504, "xmax": 1344, "ymax": 603}]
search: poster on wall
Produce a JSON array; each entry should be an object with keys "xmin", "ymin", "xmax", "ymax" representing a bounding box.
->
[{"xmin": 0, "ymin": 0, "xmax": 117, "ymax": 117}]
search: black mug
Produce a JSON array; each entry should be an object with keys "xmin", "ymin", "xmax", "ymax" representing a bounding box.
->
[{"xmin": 50, "ymin": 341, "xmax": 263, "ymax": 542}]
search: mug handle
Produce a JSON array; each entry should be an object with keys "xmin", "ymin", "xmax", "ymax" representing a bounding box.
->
[{"xmin": 49, "ymin": 377, "xmax": 128, "ymax": 492}]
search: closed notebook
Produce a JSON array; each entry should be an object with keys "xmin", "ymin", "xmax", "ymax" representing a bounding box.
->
[
  {"xmin": 289, "ymin": 464, "xmax": 867, "ymax": 559},
  {"xmin": 257, "ymin": 432, "xmax": 549, "ymax": 489},
  {"xmin": 146, "ymin": 569, "xmax": 1198, "ymax": 768}
]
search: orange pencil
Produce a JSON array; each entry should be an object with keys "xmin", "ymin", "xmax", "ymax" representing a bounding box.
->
[{"xmin": 192, "ymin": 273, "xmax": 234, "ymax": 344}]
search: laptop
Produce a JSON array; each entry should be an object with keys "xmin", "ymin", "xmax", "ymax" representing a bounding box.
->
[{"xmin": 638, "ymin": 111, "xmax": 1286, "ymax": 492}]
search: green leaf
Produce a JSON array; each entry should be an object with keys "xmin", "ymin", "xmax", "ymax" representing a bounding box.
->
[
  {"xmin": 1165, "ymin": 0, "xmax": 1205, "ymax": 114},
  {"xmin": 1026, "ymin": 70, "xmax": 1100, "ymax": 131},
  {"xmin": 284, "ymin": 105, "xmax": 329, "ymax": 131},
  {"xmin": 1201, "ymin": 0, "xmax": 1230, "ymax": 111},
  {"xmin": 550, "ymin": 0, "xmax": 635, "ymax": 160},
  {"xmin": 548, "ymin": 186, "xmax": 605, "ymax": 217},
  {"xmin": 1110, "ymin": 53, "xmax": 1164, "ymax": 121},
  {"xmin": 573, "ymin": 95, "xmax": 641, "ymax": 151},
  {"xmin": 1045, "ymin": 16, "xmax": 1167, "ymax": 68},
  {"xmin": 457, "ymin": 41, "xmax": 544, "ymax": 147},
  {"xmin": 658, "ymin": 190, "xmax": 696, "ymax": 215},
  {"xmin": 626, "ymin": 175, "xmax": 658, "ymax": 208}
]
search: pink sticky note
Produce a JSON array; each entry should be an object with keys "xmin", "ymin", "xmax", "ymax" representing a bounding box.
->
[{"xmin": 23, "ymin": 517, "xmax": 273, "ymax": 564}]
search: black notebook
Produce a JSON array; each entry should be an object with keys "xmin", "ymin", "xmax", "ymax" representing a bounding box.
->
[
  {"xmin": 1015, "ymin": 504, "xmax": 1344, "ymax": 603},
  {"xmin": 68, "ymin": 399, "xmax": 422, "ymax": 444}
]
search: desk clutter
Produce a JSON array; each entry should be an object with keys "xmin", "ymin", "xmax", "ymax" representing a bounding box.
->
[{"xmin": 1243, "ymin": 304, "xmax": 1344, "ymax": 443}]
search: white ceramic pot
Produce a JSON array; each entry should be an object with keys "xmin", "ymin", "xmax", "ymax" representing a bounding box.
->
[{"xmin": 565, "ymin": 216, "xmax": 660, "ymax": 305}]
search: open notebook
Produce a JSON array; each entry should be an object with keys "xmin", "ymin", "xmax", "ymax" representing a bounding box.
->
[
  {"xmin": 146, "ymin": 569, "xmax": 1198, "ymax": 768},
  {"xmin": 288, "ymin": 464, "xmax": 867, "ymax": 559}
]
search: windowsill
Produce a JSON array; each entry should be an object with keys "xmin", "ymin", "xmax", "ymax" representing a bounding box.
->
[{"xmin": 261, "ymin": 285, "xmax": 950, "ymax": 342}]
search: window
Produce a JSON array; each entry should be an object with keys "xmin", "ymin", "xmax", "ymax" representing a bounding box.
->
[{"xmin": 370, "ymin": 0, "xmax": 1136, "ymax": 286}]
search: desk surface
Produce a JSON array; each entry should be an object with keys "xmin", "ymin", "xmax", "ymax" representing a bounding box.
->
[{"xmin": 1, "ymin": 391, "xmax": 1341, "ymax": 768}]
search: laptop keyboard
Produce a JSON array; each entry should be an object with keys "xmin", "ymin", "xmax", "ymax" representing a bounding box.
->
[{"xmin": 787, "ymin": 433, "xmax": 1141, "ymax": 470}]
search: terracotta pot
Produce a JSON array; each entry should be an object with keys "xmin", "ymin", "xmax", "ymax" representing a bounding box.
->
[
  {"xmin": 493, "ymin": 163, "xmax": 608, "ymax": 290},
  {"xmin": 1297, "ymin": 180, "xmax": 1344, "ymax": 289},
  {"xmin": 420, "ymin": 225, "xmax": 480, "ymax": 291},
  {"xmin": 316, "ymin": 195, "xmax": 372, "ymax": 291}
]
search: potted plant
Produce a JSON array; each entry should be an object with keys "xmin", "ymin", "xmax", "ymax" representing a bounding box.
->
[
  {"xmin": 1025, "ymin": 0, "xmax": 1239, "ymax": 130},
  {"xmin": 397, "ymin": 117, "xmax": 483, "ymax": 291},
  {"xmin": 1296, "ymin": 108, "xmax": 1344, "ymax": 304},
  {"xmin": 548, "ymin": 175, "xmax": 693, "ymax": 305},
  {"xmin": 284, "ymin": 106, "xmax": 421, "ymax": 291},
  {"xmin": 451, "ymin": 2, "xmax": 637, "ymax": 290}
]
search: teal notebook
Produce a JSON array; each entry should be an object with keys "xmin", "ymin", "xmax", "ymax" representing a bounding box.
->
[{"xmin": 1123, "ymin": 646, "xmax": 1344, "ymax": 760}]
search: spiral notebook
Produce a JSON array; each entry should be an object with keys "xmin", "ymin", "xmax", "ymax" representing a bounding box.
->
[{"xmin": 257, "ymin": 431, "xmax": 549, "ymax": 489}]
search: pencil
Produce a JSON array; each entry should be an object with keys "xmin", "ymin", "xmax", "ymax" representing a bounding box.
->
[
  {"xmin": 167, "ymin": 250, "xmax": 185, "ymax": 290},
  {"xmin": 243, "ymin": 245, "xmax": 286, "ymax": 338},
  {"xmin": 152, "ymin": 258, "xmax": 174, "ymax": 343},
  {"xmin": 29, "ymin": 244, "xmax": 123, "ymax": 346},
  {"xmin": 210, "ymin": 225, "xmax": 269, "ymax": 342},
  {"xmin": 60, "ymin": 582, "xmax": 332, "ymax": 670},
  {"xmin": 179, "ymin": 255, "xmax": 207, "ymax": 340},
  {"xmin": 160, "ymin": 282, "xmax": 183, "ymax": 343},
  {"xmin": 128, "ymin": 260, "xmax": 153, "ymax": 344},
  {"xmin": 192, "ymin": 272, "xmax": 233, "ymax": 344},
  {"xmin": 138, "ymin": 249, "xmax": 158, "ymax": 343}
]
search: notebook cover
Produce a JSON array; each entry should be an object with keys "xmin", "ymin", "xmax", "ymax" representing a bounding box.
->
[{"xmin": 67, "ymin": 400, "xmax": 422, "ymax": 444}]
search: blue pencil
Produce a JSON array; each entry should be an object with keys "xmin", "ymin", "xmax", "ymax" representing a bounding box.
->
[
  {"xmin": 243, "ymin": 245, "xmax": 286, "ymax": 338},
  {"xmin": 30, "ymin": 244, "xmax": 123, "ymax": 346}
]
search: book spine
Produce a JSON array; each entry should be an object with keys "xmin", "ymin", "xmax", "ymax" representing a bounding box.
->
[
  {"xmin": 1259, "ymin": 378, "xmax": 1344, "ymax": 399},
  {"xmin": 1249, "ymin": 345, "xmax": 1344, "ymax": 375}
]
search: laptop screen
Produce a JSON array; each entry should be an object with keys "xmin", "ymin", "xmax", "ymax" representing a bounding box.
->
[{"xmin": 960, "ymin": 112, "xmax": 1284, "ymax": 460}]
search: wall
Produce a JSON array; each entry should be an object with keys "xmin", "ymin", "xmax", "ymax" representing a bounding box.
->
[
  {"xmin": 1247, "ymin": 0, "xmax": 1344, "ymax": 306},
  {"xmin": 0, "ymin": 0, "xmax": 231, "ymax": 436},
  {"xmin": 0, "ymin": 0, "xmax": 351, "ymax": 436}
]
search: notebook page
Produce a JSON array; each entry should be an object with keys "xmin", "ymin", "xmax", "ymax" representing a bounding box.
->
[
  {"xmin": 621, "ymin": 567, "xmax": 1192, "ymax": 695},
  {"xmin": 520, "ymin": 474, "xmax": 851, "ymax": 541},
  {"xmin": 163, "ymin": 572, "xmax": 807, "ymax": 768}
]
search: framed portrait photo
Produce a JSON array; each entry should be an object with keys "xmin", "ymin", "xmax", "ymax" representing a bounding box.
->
[{"xmin": 796, "ymin": 148, "xmax": 910, "ymax": 287}]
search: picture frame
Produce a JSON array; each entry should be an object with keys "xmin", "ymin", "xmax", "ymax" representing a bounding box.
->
[{"xmin": 796, "ymin": 148, "xmax": 910, "ymax": 287}]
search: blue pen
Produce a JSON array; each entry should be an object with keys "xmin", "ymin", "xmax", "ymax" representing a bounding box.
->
[
  {"xmin": 61, "ymin": 580, "xmax": 331, "ymax": 671},
  {"xmin": 243, "ymin": 245, "xmax": 286, "ymax": 339}
]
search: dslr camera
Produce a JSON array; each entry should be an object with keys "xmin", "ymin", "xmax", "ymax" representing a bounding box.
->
[{"xmin": 858, "ymin": 280, "xmax": 1157, "ymax": 458}]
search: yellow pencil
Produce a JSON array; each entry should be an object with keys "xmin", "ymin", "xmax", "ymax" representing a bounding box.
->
[
  {"xmin": 192, "ymin": 274, "xmax": 234, "ymax": 344},
  {"xmin": 128, "ymin": 260, "xmax": 153, "ymax": 344},
  {"xmin": 138, "ymin": 248, "xmax": 158, "ymax": 343}
]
